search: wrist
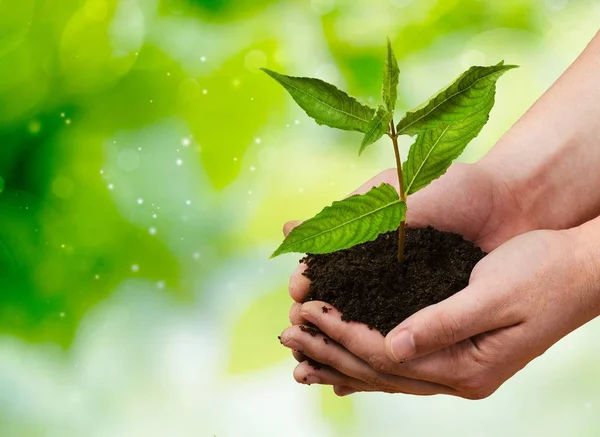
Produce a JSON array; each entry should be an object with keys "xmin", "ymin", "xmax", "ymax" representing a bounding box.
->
[
  {"xmin": 474, "ymin": 31, "xmax": 600, "ymax": 233},
  {"xmin": 470, "ymin": 155, "xmax": 540, "ymax": 244},
  {"xmin": 565, "ymin": 220, "xmax": 600, "ymax": 318}
]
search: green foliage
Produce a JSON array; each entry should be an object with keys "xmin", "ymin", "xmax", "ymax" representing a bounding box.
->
[
  {"xmin": 360, "ymin": 106, "xmax": 393, "ymax": 154},
  {"xmin": 396, "ymin": 62, "xmax": 517, "ymax": 135},
  {"xmin": 271, "ymin": 184, "xmax": 406, "ymax": 257},
  {"xmin": 266, "ymin": 41, "xmax": 516, "ymax": 257},
  {"xmin": 358, "ymin": 40, "xmax": 400, "ymax": 154},
  {"xmin": 382, "ymin": 38, "xmax": 400, "ymax": 113},
  {"xmin": 402, "ymin": 89, "xmax": 495, "ymax": 194},
  {"xmin": 260, "ymin": 68, "xmax": 375, "ymax": 133}
]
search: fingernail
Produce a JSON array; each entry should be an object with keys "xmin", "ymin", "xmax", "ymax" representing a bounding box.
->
[
  {"xmin": 283, "ymin": 338, "xmax": 302, "ymax": 351},
  {"xmin": 300, "ymin": 310, "xmax": 317, "ymax": 325},
  {"xmin": 389, "ymin": 329, "xmax": 416, "ymax": 362}
]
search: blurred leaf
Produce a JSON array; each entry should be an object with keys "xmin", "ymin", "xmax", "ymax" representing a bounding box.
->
[
  {"xmin": 382, "ymin": 38, "xmax": 400, "ymax": 112},
  {"xmin": 321, "ymin": 0, "xmax": 540, "ymax": 96},
  {"xmin": 261, "ymin": 68, "xmax": 375, "ymax": 133},
  {"xmin": 179, "ymin": 40, "xmax": 282, "ymax": 189},
  {"xmin": 0, "ymin": 118, "xmax": 181, "ymax": 345},
  {"xmin": 59, "ymin": 0, "xmax": 144, "ymax": 93},
  {"xmin": 396, "ymin": 62, "xmax": 517, "ymax": 135},
  {"xmin": 0, "ymin": 0, "xmax": 34, "ymax": 56},
  {"xmin": 0, "ymin": 40, "xmax": 48, "ymax": 124},
  {"xmin": 161, "ymin": 0, "xmax": 281, "ymax": 21},
  {"xmin": 228, "ymin": 288, "xmax": 290, "ymax": 374},
  {"xmin": 84, "ymin": 44, "xmax": 185, "ymax": 131},
  {"xmin": 360, "ymin": 106, "xmax": 392, "ymax": 154},
  {"xmin": 272, "ymin": 184, "xmax": 405, "ymax": 257}
]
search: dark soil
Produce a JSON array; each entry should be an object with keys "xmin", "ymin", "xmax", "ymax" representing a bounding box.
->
[{"xmin": 302, "ymin": 227, "xmax": 486, "ymax": 336}]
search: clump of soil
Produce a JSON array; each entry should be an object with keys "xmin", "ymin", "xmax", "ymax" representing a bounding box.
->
[
  {"xmin": 302, "ymin": 227, "xmax": 486, "ymax": 336},
  {"xmin": 299, "ymin": 324, "xmax": 321, "ymax": 337}
]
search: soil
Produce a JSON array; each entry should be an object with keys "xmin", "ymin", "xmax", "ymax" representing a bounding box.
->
[
  {"xmin": 301, "ymin": 227, "xmax": 486, "ymax": 336},
  {"xmin": 299, "ymin": 324, "xmax": 321, "ymax": 337}
]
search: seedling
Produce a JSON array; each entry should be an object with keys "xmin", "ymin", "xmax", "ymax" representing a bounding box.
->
[{"xmin": 263, "ymin": 40, "xmax": 516, "ymax": 262}]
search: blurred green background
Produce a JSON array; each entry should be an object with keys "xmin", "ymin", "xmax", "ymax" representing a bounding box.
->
[{"xmin": 1, "ymin": 0, "xmax": 600, "ymax": 435}]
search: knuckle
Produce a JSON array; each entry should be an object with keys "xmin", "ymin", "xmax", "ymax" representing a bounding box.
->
[
  {"xmin": 366, "ymin": 353, "xmax": 392, "ymax": 373},
  {"xmin": 362, "ymin": 370, "xmax": 383, "ymax": 387},
  {"xmin": 335, "ymin": 331, "xmax": 353, "ymax": 350},
  {"xmin": 288, "ymin": 304, "xmax": 302, "ymax": 324},
  {"xmin": 321, "ymin": 352, "xmax": 344, "ymax": 372},
  {"xmin": 430, "ymin": 313, "xmax": 460, "ymax": 348}
]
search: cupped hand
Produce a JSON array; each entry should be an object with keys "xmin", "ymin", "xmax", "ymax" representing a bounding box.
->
[
  {"xmin": 281, "ymin": 226, "xmax": 599, "ymax": 398},
  {"xmin": 282, "ymin": 162, "xmax": 534, "ymax": 394}
]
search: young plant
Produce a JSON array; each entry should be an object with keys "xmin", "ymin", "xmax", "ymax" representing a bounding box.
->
[{"xmin": 263, "ymin": 40, "xmax": 517, "ymax": 261}]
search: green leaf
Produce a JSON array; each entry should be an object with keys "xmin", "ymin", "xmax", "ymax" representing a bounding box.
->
[
  {"xmin": 382, "ymin": 38, "xmax": 400, "ymax": 112},
  {"xmin": 402, "ymin": 88, "xmax": 495, "ymax": 195},
  {"xmin": 271, "ymin": 184, "xmax": 405, "ymax": 257},
  {"xmin": 359, "ymin": 106, "xmax": 392, "ymax": 155},
  {"xmin": 261, "ymin": 68, "xmax": 375, "ymax": 133},
  {"xmin": 396, "ymin": 62, "xmax": 518, "ymax": 136}
]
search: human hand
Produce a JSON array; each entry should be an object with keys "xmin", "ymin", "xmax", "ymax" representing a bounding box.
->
[
  {"xmin": 282, "ymin": 162, "xmax": 531, "ymax": 392},
  {"xmin": 281, "ymin": 226, "xmax": 599, "ymax": 398}
]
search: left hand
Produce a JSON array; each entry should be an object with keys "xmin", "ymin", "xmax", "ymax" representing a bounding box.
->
[{"xmin": 280, "ymin": 226, "xmax": 600, "ymax": 398}]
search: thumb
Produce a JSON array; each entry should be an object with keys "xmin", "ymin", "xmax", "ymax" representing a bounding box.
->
[
  {"xmin": 283, "ymin": 220, "xmax": 303, "ymax": 237},
  {"xmin": 384, "ymin": 283, "xmax": 510, "ymax": 362}
]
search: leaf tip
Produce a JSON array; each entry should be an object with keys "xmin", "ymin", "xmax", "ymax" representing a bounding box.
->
[
  {"xmin": 497, "ymin": 61, "xmax": 520, "ymax": 71},
  {"xmin": 269, "ymin": 247, "xmax": 283, "ymax": 259},
  {"xmin": 260, "ymin": 68, "xmax": 284, "ymax": 82}
]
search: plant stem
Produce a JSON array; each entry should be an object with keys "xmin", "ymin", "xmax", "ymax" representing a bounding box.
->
[{"xmin": 389, "ymin": 120, "xmax": 406, "ymax": 263}]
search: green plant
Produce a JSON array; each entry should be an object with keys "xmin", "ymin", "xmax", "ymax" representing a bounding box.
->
[{"xmin": 263, "ymin": 40, "xmax": 516, "ymax": 261}]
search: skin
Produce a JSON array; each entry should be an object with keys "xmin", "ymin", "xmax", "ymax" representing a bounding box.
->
[{"xmin": 279, "ymin": 30, "xmax": 600, "ymax": 398}]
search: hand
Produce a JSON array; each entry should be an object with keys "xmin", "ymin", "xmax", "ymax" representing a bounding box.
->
[
  {"xmin": 282, "ymin": 162, "xmax": 531, "ymax": 394},
  {"xmin": 281, "ymin": 227, "xmax": 600, "ymax": 398}
]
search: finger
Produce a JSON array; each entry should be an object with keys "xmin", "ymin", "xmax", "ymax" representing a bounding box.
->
[
  {"xmin": 281, "ymin": 324, "xmax": 386, "ymax": 381},
  {"xmin": 300, "ymin": 301, "xmax": 484, "ymax": 387},
  {"xmin": 293, "ymin": 361, "xmax": 372, "ymax": 391},
  {"xmin": 384, "ymin": 282, "xmax": 518, "ymax": 363},
  {"xmin": 399, "ymin": 324, "xmax": 530, "ymax": 399},
  {"xmin": 289, "ymin": 263, "xmax": 310, "ymax": 303},
  {"xmin": 293, "ymin": 350, "xmax": 306, "ymax": 362},
  {"xmin": 289, "ymin": 302, "xmax": 305, "ymax": 325},
  {"xmin": 300, "ymin": 301, "xmax": 389, "ymax": 363},
  {"xmin": 283, "ymin": 220, "xmax": 302, "ymax": 237},
  {"xmin": 280, "ymin": 325, "xmax": 455, "ymax": 396},
  {"xmin": 333, "ymin": 386, "xmax": 359, "ymax": 397}
]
